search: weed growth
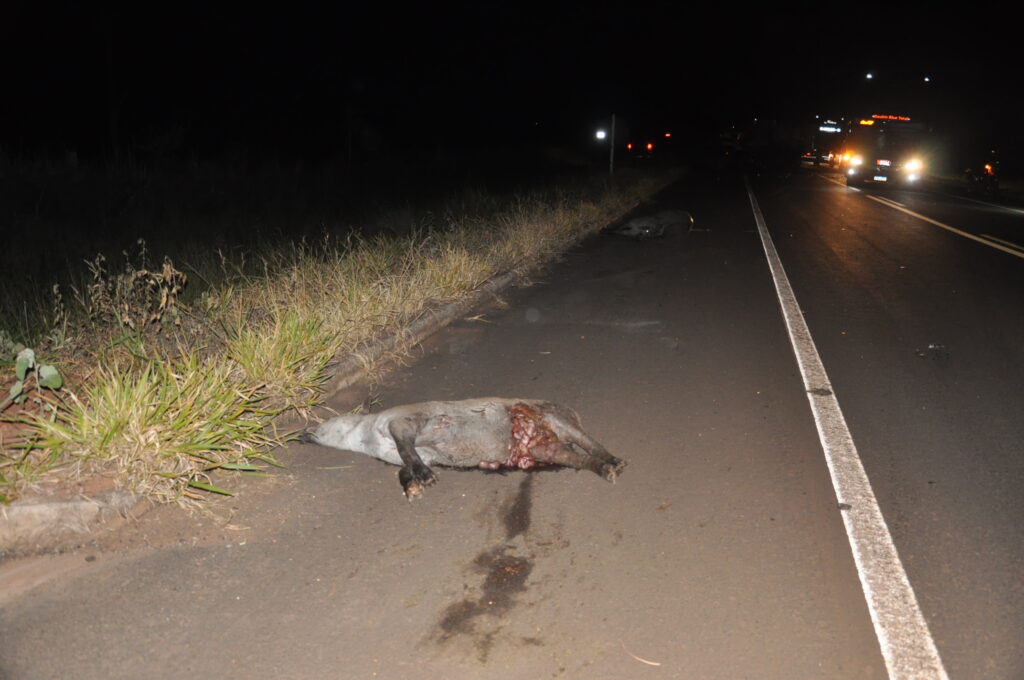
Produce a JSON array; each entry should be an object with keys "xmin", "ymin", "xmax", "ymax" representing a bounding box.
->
[{"xmin": 1, "ymin": 168, "xmax": 675, "ymax": 507}]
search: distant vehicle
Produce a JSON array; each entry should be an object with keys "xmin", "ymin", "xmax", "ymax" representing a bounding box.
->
[
  {"xmin": 802, "ymin": 118, "xmax": 843, "ymax": 167},
  {"xmin": 625, "ymin": 140, "xmax": 657, "ymax": 162},
  {"xmin": 802, "ymin": 149, "xmax": 835, "ymax": 166},
  {"xmin": 623, "ymin": 131, "xmax": 677, "ymax": 164},
  {"xmin": 839, "ymin": 114, "xmax": 928, "ymax": 187},
  {"xmin": 963, "ymin": 150, "xmax": 1000, "ymax": 198}
]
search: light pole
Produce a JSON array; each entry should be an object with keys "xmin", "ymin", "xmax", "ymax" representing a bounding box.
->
[
  {"xmin": 609, "ymin": 113, "xmax": 616, "ymax": 176},
  {"xmin": 595, "ymin": 113, "xmax": 616, "ymax": 176}
]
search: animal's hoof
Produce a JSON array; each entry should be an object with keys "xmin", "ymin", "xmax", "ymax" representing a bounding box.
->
[
  {"xmin": 601, "ymin": 459, "xmax": 627, "ymax": 482},
  {"xmin": 404, "ymin": 480, "xmax": 423, "ymax": 500},
  {"xmin": 400, "ymin": 464, "xmax": 437, "ymax": 499},
  {"xmin": 418, "ymin": 468, "xmax": 438, "ymax": 487}
]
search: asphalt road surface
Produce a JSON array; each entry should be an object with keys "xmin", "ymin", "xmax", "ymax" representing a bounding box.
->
[
  {"xmin": 759, "ymin": 166, "xmax": 1024, "ymax": 678},
  {"xmin": 1, "ymin": 166, "xmax": 1020, "ymax": 678}
]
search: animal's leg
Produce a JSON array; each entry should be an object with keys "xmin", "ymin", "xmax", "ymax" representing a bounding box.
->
[
  {"xmin": 531, "ymin": 442, "xmax": 607, "ymax": 475},
  {"xmin": 388, "ymin": 417, "xmax": 437, "ymax": 499},
  {"xmin": 542, "ymin": 415, "xmax": 626, "ymax": 482}
]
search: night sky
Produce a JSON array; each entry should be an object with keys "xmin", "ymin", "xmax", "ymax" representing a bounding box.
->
[{"xmin": 3, "ymin": 3, "xmax": 1019, "ymax": 166}]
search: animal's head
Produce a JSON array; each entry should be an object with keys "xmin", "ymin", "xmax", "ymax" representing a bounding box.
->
[{"xmin": 305, "ymin": 413, "xmax": 364, "ymax": 448}]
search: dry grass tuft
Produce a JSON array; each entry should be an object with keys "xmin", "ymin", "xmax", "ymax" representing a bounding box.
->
[
  {"xmin": 28, "ymin": 354, "xmax": 279, "ymax": 504},
  {"xmin": 2, "ymin": 169, "xmax": 676, "ymax": 507}
]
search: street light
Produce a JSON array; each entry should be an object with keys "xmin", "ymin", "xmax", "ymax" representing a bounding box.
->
[{"xmin": 594, "ymin": 114, "xmax": 616, "ymax": 176}]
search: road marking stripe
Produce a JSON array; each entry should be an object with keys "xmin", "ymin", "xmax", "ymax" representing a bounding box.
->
[
  {"xmin": 871, "ymin": 195, "xmax": 907, "ymax": 209},
  {"xmin": 821, "ymin": 174, "xmax": 1024, "ymax": 259},
  {"xmin": 745, "ymin": 178, "xmax": 949, "ymax": 680},
  {"xmin": 862, "ymin": 194, "xmax": 1024, "ymax": 259},
  {"xmin": 979, "ymin": 233, "xmax": 1024, "ymax": 253},
  {"xmin": 951, "ymin": 192, "xmax": 1024, "ymax": 215},
  {"xmin": 821, "ymin": 171, "xmax": 1019, "ymax": 206}
]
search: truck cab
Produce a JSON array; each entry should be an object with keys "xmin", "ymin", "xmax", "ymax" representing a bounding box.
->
[{"xmin": 839, "ymin": 114, "xmax": 927, "ymax": 187}]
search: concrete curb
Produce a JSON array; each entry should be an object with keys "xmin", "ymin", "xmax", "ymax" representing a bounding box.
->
[
  {"xmin": 0, "ymin": 269, "xmax": 525, "ymax": 553},
  {"xmin": 1, "ymin": 490, "xmax": 139, "ymax": 553},
  {"xmin": 321, "ymin": 269, "xmax": 521, "ymax": 397},
  {"xmin": 0, "ymin": 176, "xmax": 663, "ymax": 553}
]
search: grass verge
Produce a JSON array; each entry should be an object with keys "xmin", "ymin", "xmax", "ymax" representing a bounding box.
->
[{"xmin": 1, "ymin": 169, "xmax": 675, "ymax": 508}]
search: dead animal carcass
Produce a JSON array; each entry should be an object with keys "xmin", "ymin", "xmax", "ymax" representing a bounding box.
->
[
  {"xmin": 609, "ymin": 209, "xmax": 694, "ymax": 240},
  {"xmin": 304, "ymin": 398, "xmax": 626, "ymax": 499}
]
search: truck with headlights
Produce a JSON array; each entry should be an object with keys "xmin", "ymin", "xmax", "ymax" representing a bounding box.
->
[{"xmin": 838, "ymin": 114, "xmax": 928, "ymax": 187}]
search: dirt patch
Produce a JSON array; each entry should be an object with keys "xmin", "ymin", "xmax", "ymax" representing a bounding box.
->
[{"xmin": 0, "ymin": 457, "xmax": 298, "ymax": 604}]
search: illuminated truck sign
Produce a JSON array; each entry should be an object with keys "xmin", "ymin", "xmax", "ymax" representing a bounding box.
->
[{"xmin": 840, "ymin": 114, "xmax": 927, "ymax": 186}]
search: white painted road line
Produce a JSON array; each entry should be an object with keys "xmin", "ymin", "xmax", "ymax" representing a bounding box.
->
[
  {"xmin": 745, "ymin": 178, "xmax": 949, "ymax": 680},
  {"xmin": 951, "ymin": 192, "xmax": 1024, "ymax": 215},
  {"xmin": 862, "ymin": 193, "xmax": 1024, "ymax": 260},
  {"xmin": 822, "ymin": 173, "xmax": 1024, "ymax": 259},
  {"xmin": 870, "ymin": 195, "xmax": 907, "ymax": 209},
  {"xmin": 979, "ymin": 233, "xmax": 1024, "ymax": 254}
]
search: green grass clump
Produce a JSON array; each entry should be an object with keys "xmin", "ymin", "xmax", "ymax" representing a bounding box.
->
[
  {"xmin": 2, "ymin": 169, "xmax": 677, "ymax": 507},
  {"xmin": 29, "ymin": 354, "xmax": 280, "ymax": 504},
  {"xmin": 226, "ymin": 308, "xmax": 338, "ymax": 412}
]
